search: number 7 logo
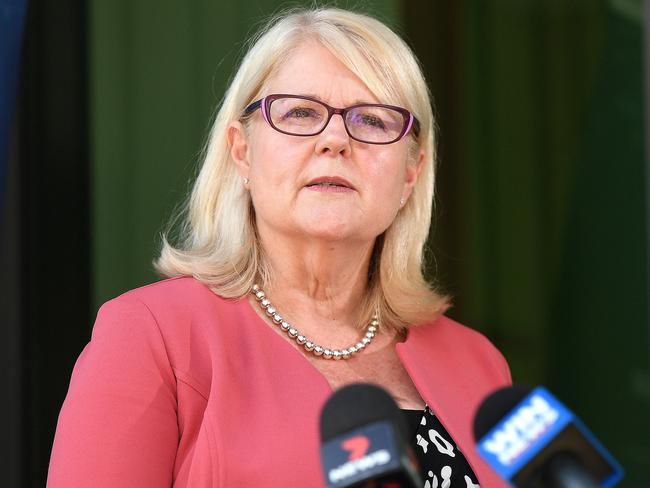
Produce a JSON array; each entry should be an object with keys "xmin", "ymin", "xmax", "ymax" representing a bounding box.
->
[{"xmin": 341, "ymin": 435, "xmax": 370, "ymax": 461}]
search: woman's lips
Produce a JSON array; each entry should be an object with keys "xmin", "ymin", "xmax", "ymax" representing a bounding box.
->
[
  {"xmin": 305, "ymin": 176, "xmax": 355, "ymax": 193},
  {"xmin": 306, "ymin": 182, "xmax": 354, "ymax": 193}
]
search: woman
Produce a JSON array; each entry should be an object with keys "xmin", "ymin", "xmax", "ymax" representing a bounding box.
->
[{"xmin": 48, "ymin": 7, "xmax": 511, "ymax": 488}]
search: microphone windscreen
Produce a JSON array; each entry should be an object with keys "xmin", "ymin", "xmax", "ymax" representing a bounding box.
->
[
  {"xmin": 319, "ymin": 383, "xmax": 423, "ymax": 487},
  {"xmin": 319, "ymin": 383, "xmax": 408, "ymax": 443},
  {"xmin": 472, "ymin": 385, "xmax": 531, "ymax": 441}
]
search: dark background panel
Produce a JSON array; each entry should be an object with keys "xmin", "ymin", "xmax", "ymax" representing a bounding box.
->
[
  {"xmin": 0, "ymin": 1, "xmax": 29, "ymax": 486},
  {"xmin": 0, "ymin": 0, "xmax": 91, "ymax": 486}
]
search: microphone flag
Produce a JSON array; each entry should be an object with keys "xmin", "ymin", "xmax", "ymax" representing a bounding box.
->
[{"xmin": 476, "ymin": 386, "xmax": 623, "ymax": 487}]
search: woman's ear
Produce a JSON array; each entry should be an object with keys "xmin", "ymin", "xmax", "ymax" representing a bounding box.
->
[
  {"xmin": 401, "ymin": 148, "xmax": 425, "ymax": 202},
  {"xmin": 228, "ymin": 121, "xmax": 250, "ymax": 179}
]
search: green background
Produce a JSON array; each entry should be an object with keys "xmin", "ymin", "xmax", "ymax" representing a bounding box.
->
[{"xmin": 90, "ymin": 0, "xmax": 649, "ymax": 485}]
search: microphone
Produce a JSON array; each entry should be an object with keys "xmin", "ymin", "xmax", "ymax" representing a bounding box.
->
[
  {"xmin": 318, "ymin": 383, "xmax": 422, "ymax": 488},
  {"xmin": 473, "ymin": 385, "xmax": 624, "ymax": 487}
]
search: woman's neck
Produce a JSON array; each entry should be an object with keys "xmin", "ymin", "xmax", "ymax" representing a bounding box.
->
[{"xmin": 258, "ymin": 231, "xmax": 375, "ymax": 326}]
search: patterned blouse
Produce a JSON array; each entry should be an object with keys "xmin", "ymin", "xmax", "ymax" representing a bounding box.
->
[{"xmin": 402, "ymin": 406, "xmax": 480, "ymax": 488}]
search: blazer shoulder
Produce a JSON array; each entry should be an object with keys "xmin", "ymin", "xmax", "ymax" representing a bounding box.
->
[
  {"xmin": 434, "ymin": 315, "xmax": 497, "ymax": 345},
  {"xmin": 103, "ymin": 276, "xmax": 227, "ymax": 322},
  {"xmin": 412, "ymin": 315, "xmax": 512, "ymax": 384},
  {"xmin": 96, "ymin": 276, "xmax": 227, "ymax": 398},
  {"xmin": 121, "ymin": 275, "xmax": 214, "ymax": 303}
]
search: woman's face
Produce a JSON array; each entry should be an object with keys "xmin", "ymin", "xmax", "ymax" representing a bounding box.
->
[{"xmin": 230, "ymin": 42, "xmax": 423, "ymax": 246}]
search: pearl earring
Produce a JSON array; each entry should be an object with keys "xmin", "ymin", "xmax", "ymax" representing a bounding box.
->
[
  {"xmin": 400, "ymin": 197, "xmax": 405, "ymax": 206},
  {"xmin": 243, "ymin": 177, "xmax": 250, "ymax": 185}
]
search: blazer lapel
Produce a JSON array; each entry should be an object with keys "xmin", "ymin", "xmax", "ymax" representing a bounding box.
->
[{"xmin": 396, "ymin": 317, "xmax": 510, "ymax": 488}]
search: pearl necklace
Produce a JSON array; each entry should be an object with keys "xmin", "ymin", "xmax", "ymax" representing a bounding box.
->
[{"xmin": 251, "ymin": 284, "xmax": 378, "ymax": 360}]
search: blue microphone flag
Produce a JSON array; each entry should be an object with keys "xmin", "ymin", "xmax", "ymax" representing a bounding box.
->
[{"xmin": 476, "ymin": 386, "xmax": 623, "ymax": 487}]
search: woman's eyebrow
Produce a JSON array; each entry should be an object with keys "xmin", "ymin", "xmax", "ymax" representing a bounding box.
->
[{"xmin": 294, "ymin": 93, "xmax": 379, "ymax": 106}]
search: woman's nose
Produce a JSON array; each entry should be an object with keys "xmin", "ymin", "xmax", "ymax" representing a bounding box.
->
[{"xmin": 314, "ymin": 114, "xmax": 351, "ymax": 157}]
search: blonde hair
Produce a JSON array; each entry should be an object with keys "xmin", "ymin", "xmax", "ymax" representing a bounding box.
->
[{"xmin": 155, "ymin": 7, "xmax": 449, "ymax": 332}]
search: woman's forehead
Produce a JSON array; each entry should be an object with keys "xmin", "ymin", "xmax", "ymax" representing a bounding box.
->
[{"xmin": 262, "ymin": 42, "xmax": 381, "ymax": 105}]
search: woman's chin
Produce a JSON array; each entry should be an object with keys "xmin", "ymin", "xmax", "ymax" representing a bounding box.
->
[
  {"xmin": 289, "ymin": 217, "xmax": 363, "ymax": 243},
  {"xmin": 299, "ymin": 223, "xmax": 355, "ymax": 242},
  {"xmin": 291, "ymin": 209, "xmax": 388, "ymax": 244}
]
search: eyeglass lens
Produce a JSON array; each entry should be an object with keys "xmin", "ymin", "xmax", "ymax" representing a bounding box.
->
[{"xmin": 268, "ymin": 97, "xmax": 407, "ymax": 144}]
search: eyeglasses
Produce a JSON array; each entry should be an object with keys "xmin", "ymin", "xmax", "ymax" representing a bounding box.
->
[{"xmin": 242, "ymin": 94, "xmax": 420, "ymax": 145}]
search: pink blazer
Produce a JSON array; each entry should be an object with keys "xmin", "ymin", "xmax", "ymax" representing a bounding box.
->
[{"xmin": 48, "ymin": 277, "xmax": 511, "ymax": 487}]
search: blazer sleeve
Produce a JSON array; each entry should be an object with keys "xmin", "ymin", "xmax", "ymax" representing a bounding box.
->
[{"xmin": 47, "ymin": 294, "xmax": 179, "ymax": 488}]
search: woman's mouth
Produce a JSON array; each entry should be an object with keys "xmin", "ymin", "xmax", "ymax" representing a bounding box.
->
[{"xmin": 305, "ymin": 177, "xmax": 355, "ymax": 192}]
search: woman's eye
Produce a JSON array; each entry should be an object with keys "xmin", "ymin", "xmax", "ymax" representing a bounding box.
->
[
  {"xmin": 285, "ymin": 107, "xmax": 319, "ymax": 119},
  {"xmin": 359, "ymin": 114, "xmax": 386, "ymax": 129}
]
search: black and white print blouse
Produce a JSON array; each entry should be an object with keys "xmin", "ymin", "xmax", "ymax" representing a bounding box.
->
[{"xmin": 402, "ymin": 406, "xmax": 480, "ymax": 488}]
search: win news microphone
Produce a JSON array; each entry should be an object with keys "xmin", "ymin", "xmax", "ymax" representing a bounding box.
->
[
  {"xmin": 319, "ymin": 383, "xmax": 422, "ymax": 488},
  {"xmin": 473, "ymin": 385, "xmax": 624, "ymax": 487}
]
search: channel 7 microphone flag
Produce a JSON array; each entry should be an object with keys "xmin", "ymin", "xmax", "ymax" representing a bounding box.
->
[
  {"xmin": 474, "ymin": 386, "xmax": 623, "ymax": 487},
  {"xmin": 319, "ymin": 383, "xmax": 422, "ymax": 488}
]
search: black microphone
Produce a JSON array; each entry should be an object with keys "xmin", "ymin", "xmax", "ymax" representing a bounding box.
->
[
  {"xmin": 318, "ymin": 383, "xmax": 422, "ymax": 488},
  {"xmin": 473, "ymin": 386, "xmax": 623, "ymax": 487}
]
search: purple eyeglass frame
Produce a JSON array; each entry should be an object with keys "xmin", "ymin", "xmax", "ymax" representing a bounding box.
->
[{"xmin": 242, "ymin": 94, "xmax": 420, "ymax": 145}]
